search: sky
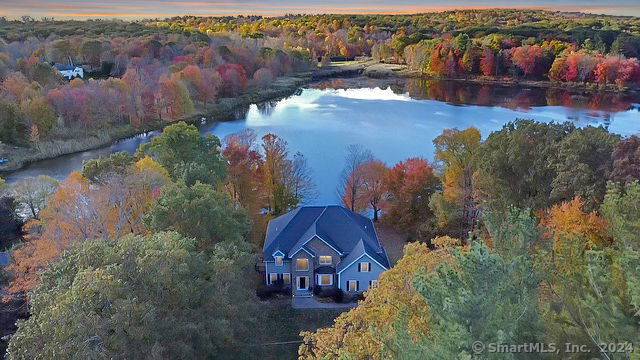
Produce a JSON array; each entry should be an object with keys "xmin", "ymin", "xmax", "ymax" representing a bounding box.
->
[{"xmin": 1, "ymin": 0, "xmax": 640, "ymax": 20}]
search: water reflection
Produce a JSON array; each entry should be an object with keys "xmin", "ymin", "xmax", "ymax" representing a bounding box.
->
[{"xmin": 4, "ymin": 83, "xmax": 640, "ymax": 206}]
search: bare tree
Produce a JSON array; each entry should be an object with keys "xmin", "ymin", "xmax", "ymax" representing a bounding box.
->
[
  {"xmin": 10, "ymin": 175, "xmax": 59, "ymax": 219},
  {"xmin": 288, "ymin": 152, "xmax": 318, "ymax": 205},
  {"xmin": 336, "ymin": 144, "xmax": 373, "ymax": 211}
]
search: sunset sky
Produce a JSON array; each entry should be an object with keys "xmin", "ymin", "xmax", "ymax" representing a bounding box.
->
[{"xmin": 1, "ymin": 0, "xmax": 640, "ymax": 19}]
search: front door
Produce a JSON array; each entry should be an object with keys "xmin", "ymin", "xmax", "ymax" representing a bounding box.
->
[{"xmin": 297, "ymin": 276, "xmax": 308, "ymax": 291}]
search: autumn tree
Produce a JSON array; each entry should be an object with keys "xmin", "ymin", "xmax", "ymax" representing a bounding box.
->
[
  {"xmin": 222, "ymin": 129, "xmax": 264, "ymax": 210},
  {"xmin": 431, "ymin": 127, "xmax": 482, "ymax": 238},
  {"xmin": 300, "ymin": 241, "xmax": 456, "ymax": 359},
  {"xmin": 351, "ymin": 159, "xmax": 387, "ymax": 222},
  {"xmin": 383, "ymin": 158, "xmax": 439, "ymax": 235},
  {"xmin": 479, "ymin": 48, "xmax": 496, "ymax": 76},
  {"xmin": 536, "ymin": 196, "xmax": 638, "ymax": 356},
  {"xmin": 8, "ymin": 160, "xmax": 170, "ymax": 294},
  {"xmin": 337, "ymin": 144, "xmax": 374, "ymax": 211},
  {"xmin": 261, "ymin": 133, "xmax": 296, "ymax": 215},
  {"xmin": 9, "ymin": 176, "xmax": 59, "ymax": 219},
  {"xmin": 608, "ymin": 135, "xmax": 640, "ymax": 184}
]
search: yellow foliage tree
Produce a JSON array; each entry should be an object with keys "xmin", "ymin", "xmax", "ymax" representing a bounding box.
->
[
  {"xmin": 299, "ymin": 241, "xmax": 457, "ymax": 359},
  {"xmin": 540, "ymin": 197, "xmax": 610, "ymax": 251}
]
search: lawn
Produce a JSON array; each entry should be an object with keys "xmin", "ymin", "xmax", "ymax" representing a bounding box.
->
[{"xmin": 253, "ymin": 297, "xmax": 345, "ymax": 360}]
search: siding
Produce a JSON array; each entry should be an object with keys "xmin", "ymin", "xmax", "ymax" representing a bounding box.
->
[
  {"xmin": 338, "ymin": 254, "xmax": 385, "ymax": 293},
  {"xmin": 265, "ymin": 260, "xmax": 292, "ymax": 286}
]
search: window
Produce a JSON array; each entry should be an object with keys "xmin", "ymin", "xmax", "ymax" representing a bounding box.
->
[
  {"xmin": 369, "ymin": 280, "xmax": 378, "ymax": 289},
  {"xmin": 318, "ymin": 274, "xmax": 333, "ymax": 286},
  {"xmin": 348, "ymin": 280, "xmax": 359, "ymax": 292},
  {"xmin": 275, "ymin": 256, "xmax": 283, "ymax": 266},
  {"xmin": 269, "ymin": 273, "xmax": 277, "ymax": 285},
  {"xmin": 283, "ymin": 273, "xmax": 290, "ymax": 284},
  {"xmin": 319, "ymin": 256, "xmax": 332, "ymax": 265},
  {"xmin": 296, "ymin": 258, "xmax": 309, "ymax": 271},
  {"xmin": 359, "ymin": 262, "xmax": 371, "ymax": 272}
]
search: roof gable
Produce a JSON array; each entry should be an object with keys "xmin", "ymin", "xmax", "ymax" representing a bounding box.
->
[
  {"xmin": 336, "ymin": 239, "xmax": 389, "ymax": 273},
  {"xmin": 263, "ymin": 206, "xmax": 386, "ymax": 263}
]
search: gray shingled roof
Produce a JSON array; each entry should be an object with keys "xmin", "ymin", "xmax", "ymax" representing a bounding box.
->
[
  {"xmin": 337, "ymin": 239, "xmax": 389, "ymax": 273},
  {"xmin": 263, "ymin": 206, "xmax": 388, "ymax": 269}
]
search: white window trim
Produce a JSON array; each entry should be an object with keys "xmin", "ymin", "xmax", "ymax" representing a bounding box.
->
[
  {"xmin": 296, "ymin": 258, "xmax": 309, "ymax": 271},
  {"xmin": 317, "ymin": 274, "xmax": 333, "ymax": 286},
  {"xmin": 359, "ymin": 262, "xmax": 371, "ymax": 272},
  {"xmin": 369, "ymin": 280, "xmax": 378, "ymax": 289},
  {"xmin": 283, "ymin": 273, "xmax": 291, "ymax": 284},
  {"xmin": 347, "ymin": 280, "xmax": 358, "ymax": 292},
  {"xmin": 297, "ymin": 276, "xmax": 309, "ymax": 291},
  {"xmin": 319, "ymin": 255, "xmax": 332, "ymax": 265},
  {"xmin": 275, "ymin": 256, "xmax": 283, "ymax": 266},
  {"xmin": 268, "ymin": 273, "xmax": 278, "ymax": 285},
  {"xmin": 337, "ymin": 253, "xmax": 387, "ymax": 274}
]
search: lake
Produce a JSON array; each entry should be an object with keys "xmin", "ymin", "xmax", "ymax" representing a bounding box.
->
[{"xmin": 5, "ymin": 79, "xmax": 640, "ymax": 205}]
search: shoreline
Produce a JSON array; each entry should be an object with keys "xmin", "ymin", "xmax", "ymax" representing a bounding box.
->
[
  {"xmin": 2, "ymin": 60, "xmax": 638, "ymax": 175},
  {"xmin": 0, "ymin": 62, "xmax": 369, "ymax": 174}
]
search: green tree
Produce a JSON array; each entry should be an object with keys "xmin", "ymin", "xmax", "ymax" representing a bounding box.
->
[
  {"xmin": 0, "ymin": 100, "xmax": 25, "ymax": 146},
  {"xmin": 476, "ymin": 119, "xmax": 575, "ymax": 210},
  {"xmin": 601, "ymin": 181, "xmax": 640, "ymax": 251},
  {"xmin": 7, "ymin": 231, "xmax": 259, "ymax": 360},
  {"xmin": 136, "ymin": 122, "xmax": 226, "ymax": 185},
  {"xmin": 396, "ymin": 241, "xmax": 541, "ymax": 359},
  {"xmin": 551, "ymin": 126, "xmax": 620, "ymax": 210},
  {"xmin": 146, "ymin": 182, "xmax": 249, "ymax": 247},
  {"xmin": 82, "ymin": 151, "xmax": 133, "ymax": 184}
]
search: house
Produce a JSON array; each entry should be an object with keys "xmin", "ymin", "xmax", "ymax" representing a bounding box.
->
[
  {"xmin": 53, "ymin": 64, "xmax": 84, "ymax": 79},
  {"xmin": 262, "ymin": 205, "xmax": 389, "ymax": 298}
]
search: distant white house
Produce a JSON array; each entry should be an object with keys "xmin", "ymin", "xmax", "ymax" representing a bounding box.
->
[{"xmin": 54, "ymin": 64, "xmax": 84, "ymax": 79}]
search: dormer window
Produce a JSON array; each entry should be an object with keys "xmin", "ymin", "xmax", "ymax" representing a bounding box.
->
[
  {"xmin": 275, "ymin": 256, "xmax": 283, "ymax": 266},
  {"xmin": 319, "ymin": 256, "xmax": 332, "ymax": 265},
  {"xmin": 359, "ymin": 262, "xmax": 371, "ymax": 272}
]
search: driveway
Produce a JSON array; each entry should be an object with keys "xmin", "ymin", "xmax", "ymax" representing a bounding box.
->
[{"xmin": 291, "ymin": 296, "xmax": 357, "ymax": 310}]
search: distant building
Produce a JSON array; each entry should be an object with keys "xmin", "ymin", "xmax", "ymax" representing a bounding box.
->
[
  {"xmin": 53, "ymin": 64, "xmax": 84, "ymax": 79},
  {"xmin": 53, "ymin": 56, "xmax": 84, "ymax": 79}
]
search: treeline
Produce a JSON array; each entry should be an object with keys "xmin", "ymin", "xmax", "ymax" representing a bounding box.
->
[
  {"xmin": 2, "ymin": 10, "xmax": 640, "ymax": 148},
  {"xmin": 0, "ymin": 28, "xmax": 312, "ymax": 147},
  {"xmin": 335, "ymin": 120, "xmax": 638, "ymax": 242},
  {"xmin": 302, "ymin": 120, "xmax": 640, "ymax": 359},
  {"xmin": 398, "ymin": 33, "xmax": 640, "ymax": 87},
  {"xmin": 0, "ymin": 122, "xmax": 317, "ymax": 358}
]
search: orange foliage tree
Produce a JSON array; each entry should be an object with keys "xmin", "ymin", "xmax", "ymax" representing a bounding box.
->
[{"xmin": 7, "ymin": 159, "xmax": 169, "ymax": 295}]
